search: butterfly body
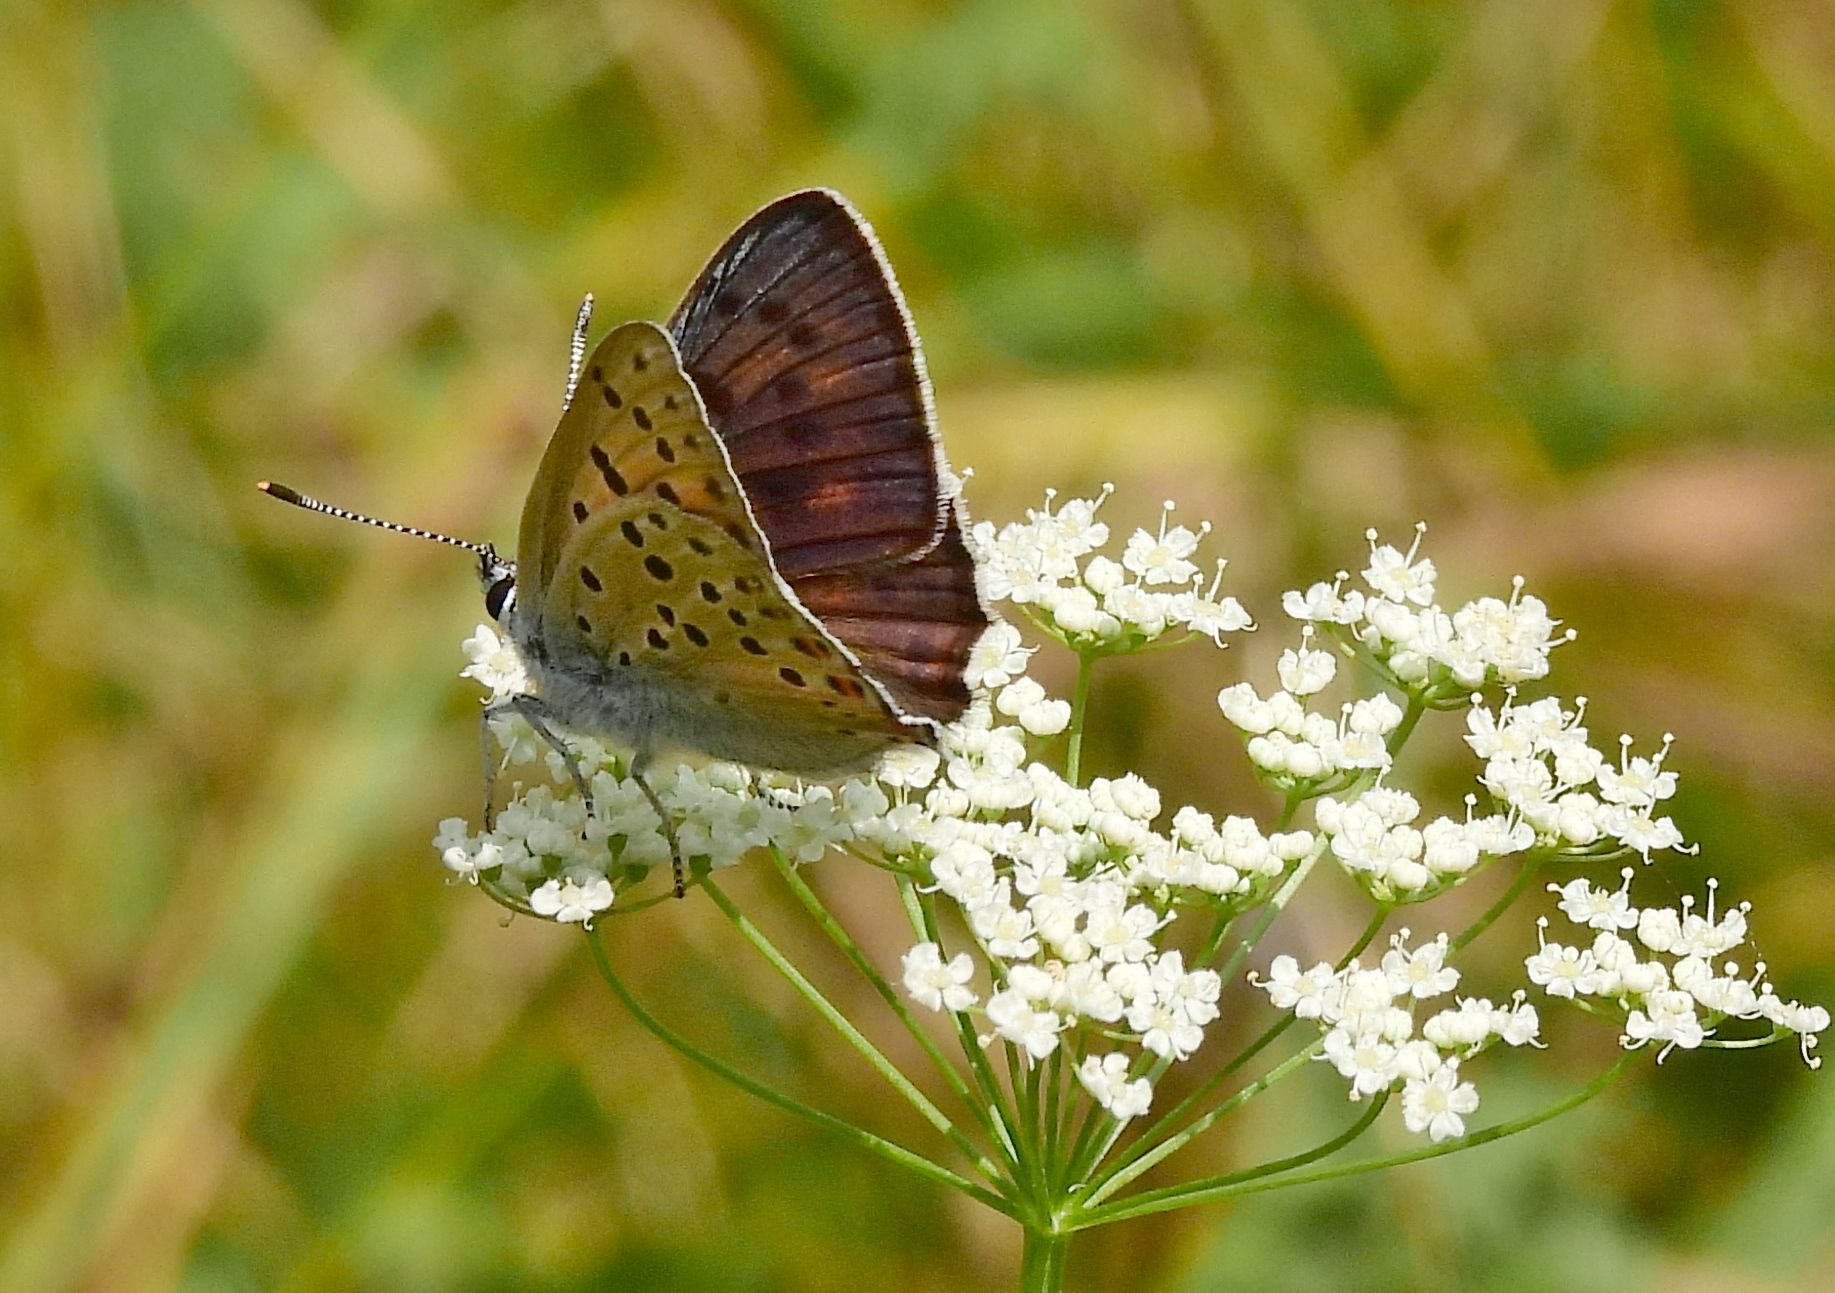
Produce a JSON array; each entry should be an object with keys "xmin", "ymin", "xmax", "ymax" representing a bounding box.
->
[{"xmin": 497, "ymin": 191, "xmax": 987, "ymax": 776}]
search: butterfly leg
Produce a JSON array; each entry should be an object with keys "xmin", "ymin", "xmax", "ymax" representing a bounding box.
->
[
  {"xmin": 628, "ymin": 750, "xmax": 686, "ymax": 900},
  {"xmin": 498, "ymin": 695, "xmax": 597, "ymax": 816},
  {"xmin": 479, "ymin": 708, "xmax": 499, "ymax": 829}
]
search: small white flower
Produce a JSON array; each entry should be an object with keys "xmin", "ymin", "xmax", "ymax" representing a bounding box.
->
[
  {"xmin": 1422, "ymin": 998, "xmax": 1495, "ymax": 1050},
  {"xmin": 1624, "ymin": 989, "xmax": 1706, "ymax": 1056},
  {"xmin": 529, "ymin": 871, "xmax": 614, "ymax": 925},
  {"xmin": 460, "ymin": 623, "xmax": 530, "ymax": 701},
  {"xmin": 1260, "ymin": 955, "xmax": 1337, "ymax": 1018},
  {"xmin": 1283, "ymin": 579, "xmax": 1365, "ymax": 624},
  {"xmin": 1363, "ymin": 526, "xmax": 1437, "ymax": 607},
  {"xmin": 1277, "ymin": 647, "xmax": 1337, "ymax": 696},
  {"xmin": 1322, "ymin": 1026, "xmax": 1399, "ymax": 1098},
  {"xmin": 1402, "ymin": 1062, "xmax": 1480, "ymax": 1141},
  {"xmin": 1553, "ymin": 875, "xmax": 1639, "ymax": 932},
  {"xmin": 1381, "ymin": 934, "xmax": 1460, "ymax": 1000},
  {"xmin": 1525, "ymin": 930, "xmax": 1602, "ymax": 1000},
  {"xmin": 1122, "ymin": 504, "xmax": 1206, "ymax": 585},
  {"xmin": 985, "ymin": 987, "xmax": 1063, "ymax": 1060},
  {"xmin": 966, "ymin": 621, "xmax": 1033, "ymax": 690},
  {"xmin": 1077, "ymin": 1052, "xmax": 1153, "ymax": 1119},
  {"xmin": 901, "ymin": 942, "xmax": 978, "ymax": 1012}
]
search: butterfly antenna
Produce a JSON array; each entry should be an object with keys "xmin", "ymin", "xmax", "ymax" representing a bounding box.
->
[
  {"xmin": 256, "ymin": 481, "xmax": 492, "ymax": 557},
  {"xmin": 562, "ymin": 292, "xmax": 594, "ymax": 412}
]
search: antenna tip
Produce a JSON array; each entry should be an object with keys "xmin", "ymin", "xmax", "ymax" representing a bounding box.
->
[{"xmin": 257, "ymin": 480, "xmax": 302, "ymax": 503}]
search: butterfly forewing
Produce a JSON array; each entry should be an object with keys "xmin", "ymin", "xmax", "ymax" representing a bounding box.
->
[
  {"xmin": 517, "ymin": 321, "xmax": 759, "ymax": 598},
  {"xmin": 541, "ymin": 503, "xmax": 916, "ymax": 772},
  {"xmin": 668, "ymin": 189, "xmax": 945, "ymax": 579},
  {"xmin": 513, "ymin": 319, "xmax": 924, "ymax": 773}
]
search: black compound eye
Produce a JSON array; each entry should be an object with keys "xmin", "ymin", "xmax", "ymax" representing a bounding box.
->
[{"xmin": 484, "ymin": 576, "xmax": 516, "ymax": 621}]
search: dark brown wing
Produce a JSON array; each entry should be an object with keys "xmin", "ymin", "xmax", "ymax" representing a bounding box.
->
[
  {"xmin": 668, "ymin": 189, "xmax": 944, "ymax": 578},
  {"xmin": 667, "ymin": 189, "xmax": 986, "ymax": 727},
  {"xmin": 788, "ymin": 500, "xmax": 982, "ymax": 724}
]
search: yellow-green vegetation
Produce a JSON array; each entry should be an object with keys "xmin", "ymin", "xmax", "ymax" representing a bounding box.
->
[{"xmin": 3, "ymin": 2, "xmax": 1832, "ymax": 1290}]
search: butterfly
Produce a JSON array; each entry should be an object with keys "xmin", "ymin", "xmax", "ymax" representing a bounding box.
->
[{"xmin": 262, "ymin": 189, "xmax": 990, "ymax": 892}]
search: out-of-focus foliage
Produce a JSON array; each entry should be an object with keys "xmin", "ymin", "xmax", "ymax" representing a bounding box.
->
[{"xmin": 3, "ymin": 1, "xmax": 1832, "ymax": 1289}]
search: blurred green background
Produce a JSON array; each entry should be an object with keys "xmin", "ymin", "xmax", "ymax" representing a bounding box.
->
[{"xmin": 5, "ymin": 0, "xmax": 1834, "ymax": 1289}]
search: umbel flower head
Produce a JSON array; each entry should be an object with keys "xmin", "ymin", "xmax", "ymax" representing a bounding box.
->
[{"xmin": 433, "ymin": 490, "xmax": 1826, "ymax": 1159}]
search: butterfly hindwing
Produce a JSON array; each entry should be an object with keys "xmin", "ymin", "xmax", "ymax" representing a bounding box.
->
[{"xmin": 787, "ymin": 500, "xmax": 981, "ymax": 723}]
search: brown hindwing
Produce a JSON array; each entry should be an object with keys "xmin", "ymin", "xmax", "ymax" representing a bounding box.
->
[{"xmin": 775, "ymin": 500, "xmax": 983, "ymax": 725}]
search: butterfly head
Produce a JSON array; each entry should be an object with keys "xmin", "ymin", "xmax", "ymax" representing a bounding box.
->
[{"xmin": 478, "ymin": 547, "xmax": 518, "ymax": 622}]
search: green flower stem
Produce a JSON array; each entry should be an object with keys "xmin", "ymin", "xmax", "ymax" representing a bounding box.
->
[
  {"xmin": 1064, "ymin": 650, "xmax": 1096, "ymax": 788},
  {"xmin": 1019, "ymin": 1228, "xmax": 1069, "ymax": 1293},
  {"xmin": 1043, "ymin": 1046, "xmax": 1064, "ymax": 1183},
  {"xmin": 769, "ymin": 848, "xmax": 1008, "ymax": 1163},
  {"xmin": 903, "ymin": 880, "xmax": 1030, "ymax": 1173},
  {"xmin": 699, "ymin": 879, "xmax": 1011, "ymax": 1196},
  {"xmin": 1090, "ymin": 903, "xmax": 1390, "ymax": 1195},
  {"xmin": 1210, "ymin": 843, "xmax": 1323, "ymax": 999},
  {"xmin": 1072, "ymin": 1051, "xmax": 1639, "ymax": 1228},
  {"xmin": 1451, "ymin": 851, "xmax": 1546, "ymax": 952},
  {"xmin": 1073, "ymin": 1094, "xmax": 1388, "ymax": 1231},
  {"xmin": 1078, "ymin": 1035, "xmax": 1324, "ymax": 1210},
  {"xmin": 1011, "ymin": 1044, "xmax": 1052, "ymax": 1209},
  {"xmin": 583, "ymin": 927, "xmax": 1012, "ymax": 1215},
  {"xmin": 1388, "ymin": 693, "xmax": 1426, "ymax": 749}
]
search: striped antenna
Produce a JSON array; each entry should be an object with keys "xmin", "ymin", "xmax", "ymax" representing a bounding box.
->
[
  {"xmin": 562, "ymin": 292, "xmax": 594, "ymax": 412},
  {"xmin": 257, "ymin": 481, "xmax": 492, "ymax": 557}
]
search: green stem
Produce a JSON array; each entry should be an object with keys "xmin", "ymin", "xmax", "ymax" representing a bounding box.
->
[
  {"xmin": 1078, "ymin": 1036, "xmax": 1323, "ymax": 1209},
  {"xmin": 1019, "ymin": 1228, "xmax": 1069, "ymax": 1293},
  {"xmin": 1073, "ymin": 1095, "xmax": 1387, "ymax": 1230},
  {"xmin": 769, "ymin": 848, "xmax": 1006, "ymax": 1159},
  {"xmin": 700, "ymin": 880, "xmax": 1009, "ymax": 1194},
  {"xmin": 1388, "ymin": 693, "xmax": 1426, "ymax": 750},
  {"xmin": 583, "ymin": 928, "xmax": 1012, "ymax": 1214},
  {"xmin": 1451, "ymin": 851, "xmax": 1546, "ymax": 952},
  {"xmin": 902, "ymin": 880, "xmax": 1029, "ymax": 1169},
  {"xmin": 1043, "ymin": 1045, "xmax": 1065, "ymax": 1185},
  {"xmin": 1211, "ymin": 843, "xmax": 1323, "ymax": 1000},
  {"xmin": 1071, "ymin": 1051, "xmax": 1638, "ymax": 1228},
  {"xmin": 1064, "ymin": 650, "xmax": 1096, "ymax": 787},
  {"xmin": 1087, "ymin": 903, "xmax": 1389, "ymax": 1196}
]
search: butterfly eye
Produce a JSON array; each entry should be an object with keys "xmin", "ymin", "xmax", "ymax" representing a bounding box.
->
[{"xmin": 484, "ymin": 576, "xmax": 516, "ymax": 621}]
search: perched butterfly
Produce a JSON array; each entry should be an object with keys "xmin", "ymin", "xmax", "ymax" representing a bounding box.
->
[{"xmin": 262, "ymin": 190, "xmax": 990, "ymax": 892}]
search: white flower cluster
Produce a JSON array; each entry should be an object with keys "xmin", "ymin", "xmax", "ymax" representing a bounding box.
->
[
  {"xmin": 1257, "ymin": 932, "xmax": 1543, "ymax": 1142},
  {"xmin": 1217, "ymin": 663, "xmax": 1408, "ymax": 786},
  {"xmin": 1314, "ymin": 787, "xmax": 1530, "ymax": 903},
  {"xmin": 1467, "ymin": 694, "xmax": 1686, "ymax": 859},
  {"xmin": 432, "ymin": 490, "xmax": 1826, "ymax": 1167},
  {"xmin": 434, "ymin": 625, "xmax": 889, "ymax": 924},
  {"xmin": 1529, "ymin": 873, "xmax": 1828, "ymax": 1065},
  {"xmin": 1284, "ymin": 525, "xmax": 1574, "ymax": 697},
  {"xmin": 893, "ymin": 626, "xmax": 1314, "ymax": 1120},
  {"xmin": 970, "ymin": 489, "xmax": 1253, "ymax": 651}
]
